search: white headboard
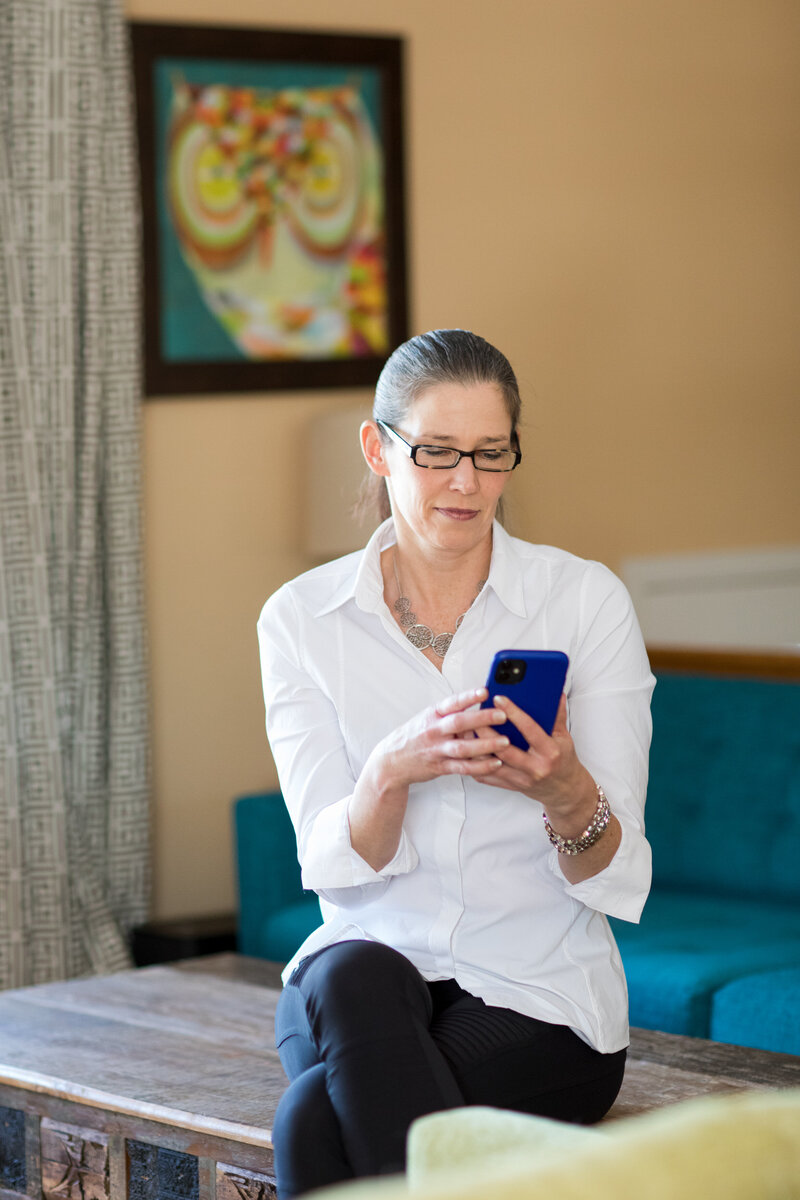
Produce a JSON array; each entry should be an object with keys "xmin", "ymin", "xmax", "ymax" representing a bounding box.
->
[{"xmin": 622, "ymin": 546, "xmax": 800, "ymax": 650}]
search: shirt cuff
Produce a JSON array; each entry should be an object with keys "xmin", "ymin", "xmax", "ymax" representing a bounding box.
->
[
  {"xmin": 300, "ymin": 796, "xmax": 419, "ymax": 890},
  {"xmin": 546, "ymin": 821, "xmax": 651, "ymax": 923}
]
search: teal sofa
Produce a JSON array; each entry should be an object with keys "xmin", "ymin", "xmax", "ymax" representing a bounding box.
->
[
  {"xmin": 609, "ymin": 648, "xmax": 800, "ymax": 1054},
  {"xmin": 233, "ymin": 790, "xmax": 321, "ymax": 965},
  {"xmin": 235, "ymin": 649, "xmax": 800, "ymax": 1054}
]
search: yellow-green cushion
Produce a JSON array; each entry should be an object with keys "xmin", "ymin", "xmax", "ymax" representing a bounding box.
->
[
  {"xmin": 306, "ymin": 1089, "xmax": 800, "ymax": 1200},
  {"xmin": 407, "ymin": 1105, "xmax": 596, "ymax": 1182}
]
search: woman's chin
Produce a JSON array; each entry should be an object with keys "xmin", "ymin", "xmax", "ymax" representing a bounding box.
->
[{"xmin": 428, "ymin": 516, "xmax": 493, "ymax": 552}]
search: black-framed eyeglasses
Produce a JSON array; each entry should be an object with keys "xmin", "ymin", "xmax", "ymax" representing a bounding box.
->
[{"xmin": 377, "ymin": 421, "xmax": 521, "ymax": 472}]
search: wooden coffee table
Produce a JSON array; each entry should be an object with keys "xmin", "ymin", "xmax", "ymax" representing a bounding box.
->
[
  {"xmin": 1, "ymin": 953, "xmax": 798, "ymax": 1200},
  {"xmin": 0, "ymin": 955, "xmax": 285, "ymax": 1200}
]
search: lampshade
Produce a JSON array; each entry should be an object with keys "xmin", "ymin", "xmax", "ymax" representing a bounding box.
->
[{"xmin": 306, "ymin": 404, "xmax": 378, "ymax": 559}]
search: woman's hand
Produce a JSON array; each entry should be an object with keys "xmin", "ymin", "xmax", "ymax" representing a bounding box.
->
[
  {"xmin": 376, "ymin": 687, "xmax": 512, "ymax": 789},
  {"xmin": 349, "ymin": 688, "xmax": 509, "ymax": 871},
  {"xmin": 476, "ymin": 694, "xmax": 596, "ymax": 826},
  {"xmin": 476, "ymin": 693, "xmax": 621, "ymax": 881}
]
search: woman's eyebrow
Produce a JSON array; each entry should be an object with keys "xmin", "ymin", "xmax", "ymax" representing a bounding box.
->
[{"xmin": 418, "ymin": 433, "xmax": 509, "ymax": 445}]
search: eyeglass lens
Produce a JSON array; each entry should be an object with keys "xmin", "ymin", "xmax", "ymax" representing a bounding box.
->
[{"xmin": 415, "ymin": 446, "xmax": 517, "ymax": 471}]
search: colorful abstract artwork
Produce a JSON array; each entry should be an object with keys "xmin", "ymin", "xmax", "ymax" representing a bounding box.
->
[{"xmin": 132, "ymin": 25, "xmax": 407, "ymax": 394}]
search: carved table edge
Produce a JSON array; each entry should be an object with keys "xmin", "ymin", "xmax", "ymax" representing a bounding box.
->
[{"xmin": 0, "ymin": 1065, "xmax": 274, "ymax": 1148}]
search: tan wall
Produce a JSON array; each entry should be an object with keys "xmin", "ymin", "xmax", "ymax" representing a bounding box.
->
[{"xmin": 125, "ymin": 0, "xmax": 800, "ymax": 919}]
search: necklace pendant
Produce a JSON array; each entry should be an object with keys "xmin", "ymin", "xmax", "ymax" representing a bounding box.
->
[
  {"xmin": 406, "ymin": 624, "xmax": 434, "ymax": 650},
  {"xmin": 431, "ymin": 632, "xmax": 453, "ymax": 658},
  {"xmin": 393, "ymin": 558, "xmax": 486, "ymax": 660}
]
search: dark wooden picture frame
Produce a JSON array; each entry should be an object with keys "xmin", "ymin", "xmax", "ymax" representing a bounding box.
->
[{"xmin": 130, "ymin": 22, "xmax": 408, "ymax": 396}]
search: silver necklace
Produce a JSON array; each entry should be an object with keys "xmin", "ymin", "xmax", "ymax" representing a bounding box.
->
[{"xmin": 393, "ymin": 559, "xmax": 485, "ymax": 658}]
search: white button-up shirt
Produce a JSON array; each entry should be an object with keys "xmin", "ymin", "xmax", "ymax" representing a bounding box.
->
[{"xmin": 258, "ymin": 519, "xmax": 654, "ymax": 1052}]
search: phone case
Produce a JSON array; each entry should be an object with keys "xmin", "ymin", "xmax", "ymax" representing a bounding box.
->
[{"xmin": 481, "ymin": 649, "xmax": 569, "ymax": 749}]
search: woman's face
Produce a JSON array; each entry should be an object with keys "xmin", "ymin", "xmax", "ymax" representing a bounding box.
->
[{"xmin": 383, "ymin": 380, "xmax": 514, "ymax": 557}]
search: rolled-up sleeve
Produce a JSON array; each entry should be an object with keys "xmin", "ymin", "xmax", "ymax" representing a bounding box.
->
[
  {"xmin": 257, "ymin": 588, "xmax": 419, "ymax": 900},
  {"xmin": 552, "ymin": 563, "xmax": 654, "ymax": 922}
]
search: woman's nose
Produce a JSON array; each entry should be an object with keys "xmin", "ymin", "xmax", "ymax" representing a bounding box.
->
[{"xmin": 448, "ymin": 455, "xmax": 480, "ymax": 491}]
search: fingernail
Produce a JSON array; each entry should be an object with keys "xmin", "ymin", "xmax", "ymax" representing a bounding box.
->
[
  {"xmin": 495, "ymin": 695, "xmax": 508, "ymax": 707},
  {"xmin": 497, "ymin": 737, "xmax": 509, "ymax": 747}
]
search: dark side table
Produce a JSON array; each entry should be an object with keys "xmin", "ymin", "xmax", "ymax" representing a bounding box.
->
[{"xmin": 129, "ymin": 914, "xmax": 238, "ymax": 966}]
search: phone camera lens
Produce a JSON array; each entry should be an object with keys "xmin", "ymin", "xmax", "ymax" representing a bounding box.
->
[{"xmin": 496, "ymin": 658, "xmax": 527, "ymax": 685}]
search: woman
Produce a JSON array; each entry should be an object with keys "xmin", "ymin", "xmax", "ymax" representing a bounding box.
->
[{"xmin": 258, "ymin": 329, "xmax": 654, "ymax": 1199}]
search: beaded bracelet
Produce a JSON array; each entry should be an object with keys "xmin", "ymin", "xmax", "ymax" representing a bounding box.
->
[{"xmin": 543, "ymin": 784, "xmax": 611, "ymax": 855}]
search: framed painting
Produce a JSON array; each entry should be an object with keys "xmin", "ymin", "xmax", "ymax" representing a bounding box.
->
[{"xmin": 130, "ymin": 22, "xmax": 408, "ymax": 395}]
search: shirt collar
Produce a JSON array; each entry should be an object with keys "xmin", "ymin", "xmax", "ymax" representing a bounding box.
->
[
  {"xmin": 354, "ymin": 519, "xmax": 396, "ymax": 613},
  {"xmin": 486, "ymin": 521, "xmax": 528, "ymax": 617},
  {"xmin": 310, "ymin": 519, "xmax": 394, "ymax": 618},
  {"xmin": 313, "ymin": 517, "xmax": 528, "ymax": 619}
]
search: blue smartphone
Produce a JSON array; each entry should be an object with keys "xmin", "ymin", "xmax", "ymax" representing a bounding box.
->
[{"xmin": 481, "ymin": 650, "xmax": 569, "ymax": 749}]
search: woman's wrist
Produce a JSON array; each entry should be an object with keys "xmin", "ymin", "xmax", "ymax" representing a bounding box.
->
[
  {"xmin": 544, "ymin": 784, "xmax": 610, "ymax": 855},
  {"xmin": 358, "ymin": 743, "xmax": 411, "ymax": 809},
  {"xmin": 349, "ymin": 749, "xmax": 410, "ymax": 872},
  {"xmin": 539, "ymin": 771, "xmax": 599, "ymax": 839}
]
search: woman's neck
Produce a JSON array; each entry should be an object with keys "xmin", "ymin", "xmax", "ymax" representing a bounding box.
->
[{"xmin": 387, "ymin": 528, "xmax": 492, "ymax": 618}]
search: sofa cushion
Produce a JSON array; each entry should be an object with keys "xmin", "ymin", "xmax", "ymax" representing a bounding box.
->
[
  {"xmin": 710, "ymin": 966, "xmax": 800, "ymax": 1055},
  {"xmin": 647, "ymin": 673, "xmax": 800, "ymax": 903},
  {"xmin": 609, "ymin": 891, "xmax": 800, "ymax": 1037}
]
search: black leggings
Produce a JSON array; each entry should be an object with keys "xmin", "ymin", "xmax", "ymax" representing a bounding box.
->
[{"xmin": 272, "ymin": 941, "xmax": 626, "ymax": 1198}]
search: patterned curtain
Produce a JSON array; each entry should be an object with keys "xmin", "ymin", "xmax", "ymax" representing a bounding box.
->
[{"xmin": 0, "ymin": 0, "xmax": 150, "ymax": 988}]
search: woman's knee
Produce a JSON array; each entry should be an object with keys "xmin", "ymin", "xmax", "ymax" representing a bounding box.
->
[
  {"xmin": 273, "ymin": 1065, "xmax": 352, "ymax": 1198},
  {"xmin": 295, "ymin": 940, "xmax": 432, "ymax": 1031},
  {"xmin": 273, "ymin": 1065, "xmax": 328, "ymax": 1159},
  {"xmin": 298, "ymin": 939, "xmax": 417, "ymax": 989}
]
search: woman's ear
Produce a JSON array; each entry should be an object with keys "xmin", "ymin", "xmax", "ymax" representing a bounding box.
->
[{"xmin": 360, "ymin": 420, "xmax": 391, "ymax": 478}]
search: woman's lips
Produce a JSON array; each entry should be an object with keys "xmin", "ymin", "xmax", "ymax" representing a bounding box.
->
[{"xmin": 437, "ymin": 508, "xmax": 479, "ymax": 521}]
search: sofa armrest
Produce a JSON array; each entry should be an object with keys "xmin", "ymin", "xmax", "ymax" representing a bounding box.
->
[{"xmin": 233, "ymin": 790, "xmax": 308, "ymax": 957}]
